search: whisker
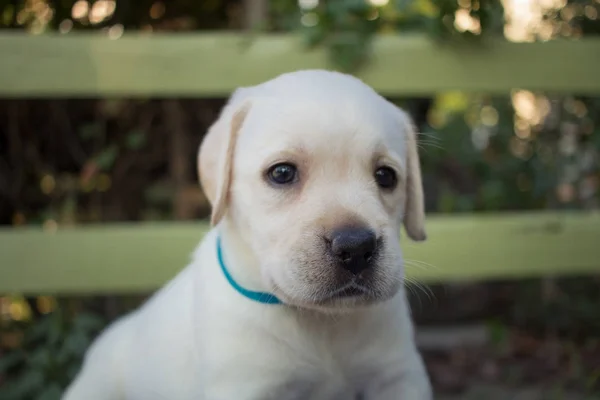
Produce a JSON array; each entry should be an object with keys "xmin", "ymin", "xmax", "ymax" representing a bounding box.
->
[
  {"xmin": 419, "ymin": 139, "xmax": 444, "ymax": 147},
  {"xmin": 418, "ymin": 141, "xmax": 445, "ymax": 151},
  {"xmin": 404, "ymin": 282, "xmax": 422, "ymax": 309},
  {"xmin": 404, "ymin": 277, "xmax": 435, "ymax": 303},
  {"xmin": 404, "ymin": 259, "xmax": 439, "ymax": 271},
  {"xmin": 418, "ymin": 137, "xmax": 443, "ymax": 145},
  {"xmin": 418, "ymin": 132, "xmax": 444, "ymax": 142}
]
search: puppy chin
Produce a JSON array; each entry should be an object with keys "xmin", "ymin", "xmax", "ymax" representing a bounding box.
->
[{"xmin": 273, "ymin": 279, "xmax": 403, "ymax": 313}]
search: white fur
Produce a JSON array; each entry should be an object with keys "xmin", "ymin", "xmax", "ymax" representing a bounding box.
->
[{"xmin": 63, "ymin": 70, "xmax": 432, "ymax": 400}]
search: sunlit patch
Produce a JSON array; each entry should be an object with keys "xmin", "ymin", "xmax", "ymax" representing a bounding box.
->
[
  {"xmin": 59, "ymin": 19, "xmax": 73, "ymax": 33},
  {"xmin": 97, "ymin": 174, "xmax": 112, "ymax": 192},
  {"xmin": 71, "ymin": 0, "xmax": 89, "ymax": 20},
  {"xmin": 509, "ymin": 137, "xmax": 532, "ymax": 160},
  {"xmin": 585, "ymin": 5, "xmax": 598, "ymax": 19},
  {"xmin": 367, "ymin": 0, "xmax": 389, "ymax": 7},
  {"xmin": 37, "ymin": 296, "xmax": 57, "ymax": 314},
  {"xmin": 298, "ymin": 0, "xmax": 318, "ymax": 10},
  {"xmin": 89, "ymin": 0, "xmax": 116, "ymax": 24},
  {"xmin": 43, "ymin": 219, "xmax": 58, "ymax": 233},
  {"xmin": 12, "ymin": 212, "xmax": 26, "ymax": 226},
  {"xmin": 7, "ymin": 298, "xmax": 32, "ymax": 322},
  {"xmin": 454, "ymin": 8, "xmax": 481, "ymax": 34},
  {"xmin": 40, "ymin": 174, "xmax": 56, "ymax": 195},
  {"xmin": 480, "ymin": 106, "xmax": 499, "ymax": 127},
  {"xmin": 300, "ymin": 12, "xmax": 318, "ymax": 27},
  {"xmin": 150, "ymin": 1, "xmax": 166, "ymax": 19},
  {"xmin": 108, "ymin": 24, "xmax": 124, "ymax": 39},
  {"xmin": 514, "ymin": 118, "xmax": 531, "ymax": 140}
]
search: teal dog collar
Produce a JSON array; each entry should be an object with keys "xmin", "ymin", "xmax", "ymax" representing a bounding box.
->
[{"xmin": 216, "ymin": 236, "xmax": 282, "ymax": 305}]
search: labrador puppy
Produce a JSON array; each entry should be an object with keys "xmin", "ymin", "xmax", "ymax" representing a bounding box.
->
[{"xmin": 63, "ymin": 69, "xmax": 432, "ymax": 400}]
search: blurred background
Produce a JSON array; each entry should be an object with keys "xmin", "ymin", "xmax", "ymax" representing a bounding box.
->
[{"xmin": 0, "ymin": 0, "xmax": 599, "ymax": 399}]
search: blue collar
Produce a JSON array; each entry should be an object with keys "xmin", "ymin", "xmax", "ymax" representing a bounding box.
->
[{"xmin": 216, "ymin": 236, "xmax": 282, "ymax": 305}]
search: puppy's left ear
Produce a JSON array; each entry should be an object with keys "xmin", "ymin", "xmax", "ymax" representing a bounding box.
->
[
  {"xmin": 395, "ymin": 107, "xmax": 427, "ymax": 241},
  {"xmin": 198, "ymin": 91, "xmax": 252, "ymax": 226}
]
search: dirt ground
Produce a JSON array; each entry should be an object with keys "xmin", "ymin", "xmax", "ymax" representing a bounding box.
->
[
  {"xmin": 437, "ymin": 383, "xmax": 600, "ymax": 400},
  {"xmin": 417, "ymin": 324, "xmax": 600, "ymax": 400}
]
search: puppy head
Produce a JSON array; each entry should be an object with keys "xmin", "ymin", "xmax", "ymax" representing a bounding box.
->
[{"xmin": 199, "ymin": 70, "xmax": 426, "ymax": 311}]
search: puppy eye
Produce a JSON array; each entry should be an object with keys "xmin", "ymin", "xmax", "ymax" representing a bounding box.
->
[
  {"xmin": 267, "ymin": 163, "xmax": 298, "ymax": 185},
  {"xmin": 374, "ymin": 167, "xmax": 397, "ymax": 190}
]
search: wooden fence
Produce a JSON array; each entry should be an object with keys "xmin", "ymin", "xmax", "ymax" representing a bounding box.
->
[{"xmin": 1, "ymin": 33, "xmax": 600, "ymax": 294}]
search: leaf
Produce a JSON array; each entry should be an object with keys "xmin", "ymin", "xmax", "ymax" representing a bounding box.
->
[
  {"xmin": 345, "ymin": 0, "xmax": 370, "ymax": 13},
  {"xmin": 37, "ymin": 383, "xmax": 63, "ymax": 400},
  {"xmin": 302, "ymin": 26, "xmax": 327, "ymax": 47},
  {"xmin": 29, "ymin": 348, "xmax": 52, "ymax": 369},
  {"xmin": 26, "ymin": 315, "xmax": 54, "ymax": 344},
  {"xmin": 62, "ymin": 330, "xmax": 91, "ymax": 358},
  {"xmin": 455, "ymin": 195, "xmax": 475, "ymax": 212},
  {"xmin": 55, "ymin": 343, "xmax": 71, "ymax": 365},
  {"xmin": 410, "ymin": 0, "xmax": 438, "ymax": 18},
  {"xmin": 101, "ymin": 99, "xmax": 126, "ymax": 118},
  {"xmin": 2, "ymin": 5, "xmax": 15, "ymax": 26},
  {"xmin": 0, "ymin": 369, "xmax": 45, "ymax": 399},
  {"xmin": 125, "ymin": 130, "xmax": 147, "ymax": 150},
  {"xmin": 48, "ymin": 313, "xmax": 64, "ymax": 347},
  {"xmin": 0, "ymin": 350, "xmax": 25, "ymax": 372},
  {"xmin": 78, "ymin": 123, "xmax": 103, "ymax": 140},
  {"xmin": 66, "ymin": 363, "xmax": 82, "ymax": 381},
  {"xmin": 487, "ymin": 319, "xmax": 509, "ymax": 347},
  {"xmin": 587, "ymin": 369, "xmax": 600, "ymax": 391},
  {"xmin": 94, "ymin": 146, "xmax": 119, "ymax": 171},
  {"xmin": 438, "ymin": 186, "xmax": 457, "ymax": 212},
  {"xmin": 72, "ymin": 313, "xmax": 104, "ymax": 333}
]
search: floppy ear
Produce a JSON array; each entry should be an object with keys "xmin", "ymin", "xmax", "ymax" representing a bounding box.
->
[
  {"xmin": 198, "ymin": 94, "xmax": 251, "ymax": 226},
  {"xmin": 396, "ymin": 108, "xmax": 427, "ymax": 241}
]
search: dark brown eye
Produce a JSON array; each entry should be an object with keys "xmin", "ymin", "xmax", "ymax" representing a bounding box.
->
[
  {"xmin": 374, "ymin": 167, "xmax": 397, "ymax": 190},
  {"xmin": 267, "ymin": 163, "xmax": 298, "ymax": 185}
]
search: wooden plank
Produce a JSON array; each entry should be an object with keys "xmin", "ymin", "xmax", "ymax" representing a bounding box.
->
[
  {"xmin": 1, "ymin": 212, "xmax": 599, "ymax": 295},
  {"xmin": 1, "ymin": 33, "xmax": 600, "ymax": 97}
]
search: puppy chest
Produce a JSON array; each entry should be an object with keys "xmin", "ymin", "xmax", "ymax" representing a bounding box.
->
[
  {"xmin": 272, "ymin": 349, "xmax": 390, "ymax": 399},
  {"xmin": 199, "ymin": 338, "xmax": 388, "ymax": 400},
  {"xmin": 276, "ymin": 365, "xmax": 383, "ymax": 400}
]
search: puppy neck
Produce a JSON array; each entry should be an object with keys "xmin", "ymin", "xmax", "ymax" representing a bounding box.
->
[{"xmin": 216, "ymin": 217, "xmax": 269, "ymax": 296}]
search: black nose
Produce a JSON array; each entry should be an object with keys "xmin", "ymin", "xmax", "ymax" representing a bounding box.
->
[{"xmin": 329, "ymin": 227, "xmax": 377, "ymax": 275}]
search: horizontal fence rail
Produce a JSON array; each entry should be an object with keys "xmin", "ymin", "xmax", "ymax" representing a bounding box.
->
[
  {"xmin": 1, "ymin": 212, "xmax": 599, "ymax": 295},
  {"xmin": 1, "ymin": 33, "xmax": 600, "ymax": 97}
]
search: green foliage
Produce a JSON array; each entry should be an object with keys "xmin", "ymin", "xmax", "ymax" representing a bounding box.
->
[
  {"xmin": 94, "ymin": 145, "xmax": 119, "ymax": 171},
  {"xmin": 0, "ymin": 308, "xmax": 104, "ymax": 400},
  {"xmin": 281, "ymin": 0, "xmax": 506, "ymax": 71},
  {"xmin": 125, "ymin": 129, "xmax": 147, "ymax": 150},
  {"xmin": 510, "ymin": 277, "xmax": 600, "ymax": 338},
  {"xmin": 402, "ymin": 91, "xmax": 600, "ymax": 213}
]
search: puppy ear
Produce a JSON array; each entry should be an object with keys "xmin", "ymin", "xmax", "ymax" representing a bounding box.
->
[
  {"xmin": 198, "ymin": 93, "xmax": 252, "ymax": 226},
  {"xmin": 396, "ymin": 108, "xmax": 427, "ymax": 241}
]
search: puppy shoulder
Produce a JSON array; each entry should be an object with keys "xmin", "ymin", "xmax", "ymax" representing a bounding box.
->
[{"xmin": 80, "ymin": 311, "xmax": 138, "ymax": 381}]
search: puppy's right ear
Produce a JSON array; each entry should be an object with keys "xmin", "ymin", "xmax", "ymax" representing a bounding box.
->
[
  {"xmin": 401, "ymin": 113, "xmax": 427, "ymax": 242},
  {"xmin": 198, "ymin": 92, "xmax": 252, "ymax": 226},
  {"xmin": 389, "ymin": 105, "xmax": 427, "ymax": 242}
]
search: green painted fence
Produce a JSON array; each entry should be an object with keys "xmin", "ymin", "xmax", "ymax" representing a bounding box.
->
[
  {"xmin": 1, "ymin": 212, "xmax": 599, "ymax": 295},
  {"xmin": 1, "ymin": 33, "xmax": 600, "ymax": 294},
  {"xmin": 1, "ymin": 33, "xmax": 600, "ymax": 97}
]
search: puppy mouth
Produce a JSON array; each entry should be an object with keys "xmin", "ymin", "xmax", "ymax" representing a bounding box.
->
[
  {"xmin": 322, "ymin": 281, "xmax": 371, "ymax": 301},
  {"xmin": 334, "ymin": 286, "xmax": 364, "ymax": 298}
]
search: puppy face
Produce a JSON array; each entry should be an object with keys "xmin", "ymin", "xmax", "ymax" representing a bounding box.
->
[{"xmin": 199, "ymin": 70, "xmax": 426, "ymax": 311}]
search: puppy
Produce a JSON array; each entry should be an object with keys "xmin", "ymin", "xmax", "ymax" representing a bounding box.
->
[{"xmin": 63, "ymin": 69, "xmax": 432, "ymax": 400}]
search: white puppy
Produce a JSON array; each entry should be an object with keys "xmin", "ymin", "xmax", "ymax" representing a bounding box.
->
[{"xmin": 63, "ymin": 69, "xmax": 432, "ymax": 400}]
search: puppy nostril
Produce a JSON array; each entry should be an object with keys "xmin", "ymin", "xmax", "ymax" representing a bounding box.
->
[
  {"xmin": 340, "ymin": 252, "xmax": 352, "ymax": 263},
  {"xmin": 364, "ymin": 252, "xmax": 373, "ymax": 262}
]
